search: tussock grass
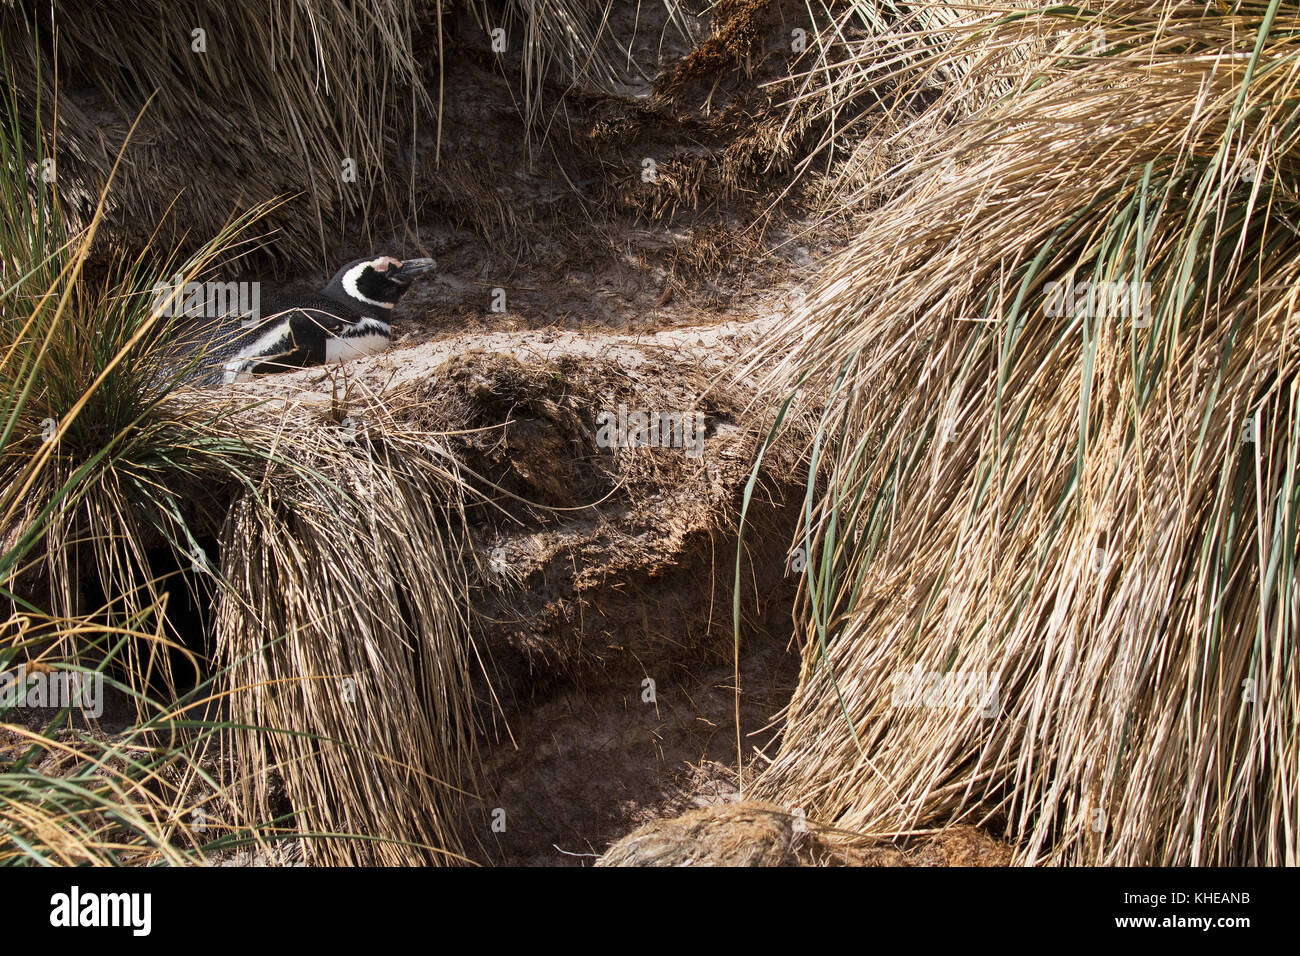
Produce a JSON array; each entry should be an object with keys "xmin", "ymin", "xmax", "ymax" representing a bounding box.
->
[
  {"xmin": 0, "ymin": 83, "xmax": 260, "ymax": 864},
  {"xmin": 0, "ymin": 62, "xmax": 264, "ymax": 693},
  {"xmin": 212, "ymin": 391, "xmax": 483, "ymax": 866},
  {"xmin": 746, "ymin": 0, "xmax": 1300, "ymax": 865},
  {"xmin": 1, "ymin": 607, "xmax": 267, "ymax": 866},
  {"xmin": 475, "ymin": 0, "xmax": 649, "ymax": 130},
  {"xmin": 2, "ymin": 74, "xmax": 484, "ymax": 864},
  {"xmin": 0, "ymin": 1, "xmax": 697, "ymax": 269},
  {"xmin": 1, "ymin": 0, "xmax": 435, "ymax": 268}
]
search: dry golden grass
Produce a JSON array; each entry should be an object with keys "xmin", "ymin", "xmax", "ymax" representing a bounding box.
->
[
  {"xmin": 744, "ymin": 0, "xmax": 1300, "ymax": 865},
  {"xmin": 594, "ymin": 798, "xmax": 1014, "ymax": 866},
  {"xmin": 210, "ymin": 387, "xmax": 484, "ymax": 866},
  {"xmin": 1, "ymin": 66, "xmax": 486, "ymax": 862},
  {"xmin": 0, "ymin": 0, "xmax": 437, "ymax": 268}
]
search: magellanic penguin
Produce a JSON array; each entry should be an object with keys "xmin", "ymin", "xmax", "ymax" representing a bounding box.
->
[{"xmin": 168, "ymin": 255, "xmax": 436, "ymax": 385}]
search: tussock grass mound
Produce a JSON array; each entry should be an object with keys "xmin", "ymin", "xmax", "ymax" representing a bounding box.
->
[
  {"xmin": 0, "ymin": 608, "xmax": 233, "ymax": 865},
  {"xmin": 596, "ymin": 800, "xmax": 809, "ymax": 866},
  {"xmin": 0, "ymin": 0, "xmax": 668, "ymax": 270},
  {"xmin": 1, "ymin": 0, "xmax": 436, "ymax": 268},
  {"xmin": 212, "ymin": 392, "xmax": 483, "ymax": 865},
  {"xmin": 1, "ymin": 73, "xmax": 484, "ymax": 862},
  {"xmin": 594, "ymin": 799, "xmax": 1013, "ymax": 866},
  {"xmin": 4, "ymin": 317, "xmax": 487, "ymax": 865},
  {"xmin": 747, "ymin": 0, "xmax": 1300, "ymax": 865}
]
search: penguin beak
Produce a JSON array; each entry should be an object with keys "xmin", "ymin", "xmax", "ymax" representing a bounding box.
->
[{"xmin": 393, "ymin": 258, "xmax": 436, "ymax": 280}]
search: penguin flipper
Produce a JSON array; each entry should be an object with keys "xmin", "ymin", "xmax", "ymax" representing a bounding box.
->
[{"xmin": 285, "ymin": 307, "xmax": 353, "ymax": 366}]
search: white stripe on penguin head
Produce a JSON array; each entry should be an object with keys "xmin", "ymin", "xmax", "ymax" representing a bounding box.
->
[{"xmin": 340, "ymin": 258, "xmax": 398, "ymax": 310}]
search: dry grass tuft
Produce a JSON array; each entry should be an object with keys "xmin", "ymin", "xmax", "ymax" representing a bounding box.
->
[
  {"xmin": 210, "ymin": 389, "xmax": 483, "ymax": 866},
  {"xmin": 0, "ymin": 607, "xmax": 232, "ymax": 866},
  {"xmin": 745, "ymin": 0, "xmax": 1300, "ymax": 865},
  {"xmin": 595, "ymin": 799, "xmax": 1014, "ymax": 865},
  {"xmin": 1, "ymin": 74, "xmax": 486, "ymax": 862},
  {"xmin": 596, "ymin": 799, "xmax": 804, "ymax": 865},
  {"xmin": 1, "ymin": 0, "xmax": 437, "ymax": 269},
  {"xmin": 655, "ymin": 0, "xmax": 774, "ymax": 102}
]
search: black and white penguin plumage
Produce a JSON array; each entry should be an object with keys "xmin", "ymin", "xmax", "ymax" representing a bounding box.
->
[{"xmin": 169, "ymin": 255, "xmax": 436, "ymax": 385}]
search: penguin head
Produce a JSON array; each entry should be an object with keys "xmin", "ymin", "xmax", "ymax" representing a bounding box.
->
[{"xmin": 324, "ymin": 255, "xmax": 437, "ymax": 310}]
